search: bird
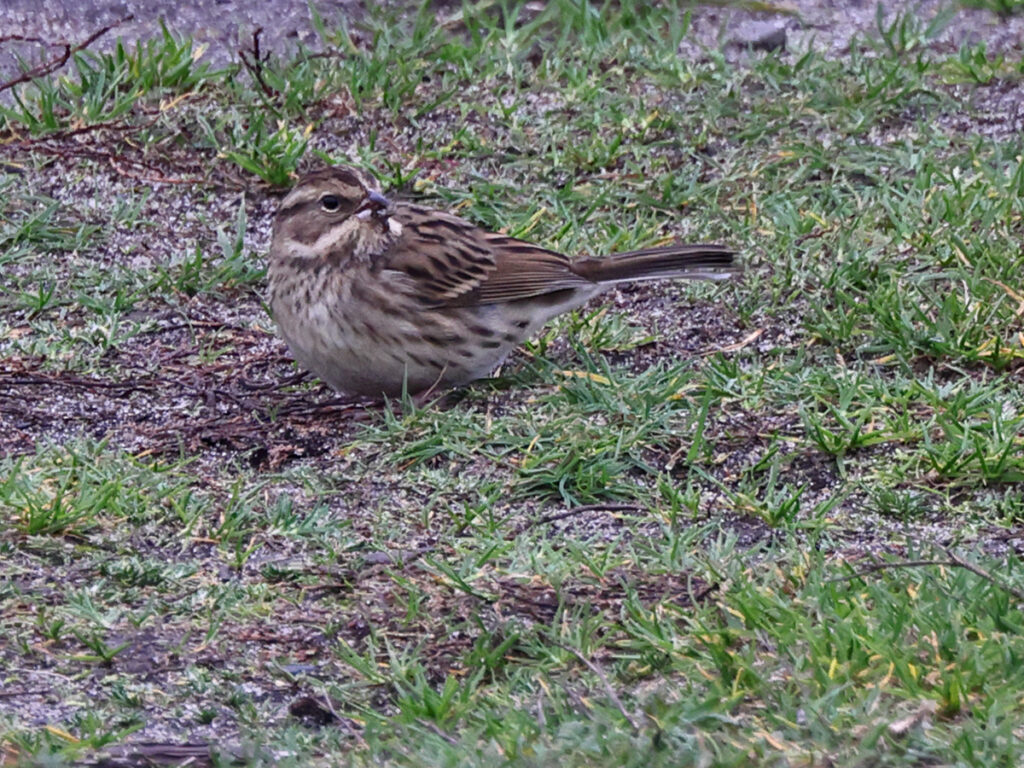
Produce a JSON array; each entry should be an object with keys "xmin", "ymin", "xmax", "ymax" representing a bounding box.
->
[{"xmin": 267, "ymin": 165, "xmax": 739, "ymax": 398}]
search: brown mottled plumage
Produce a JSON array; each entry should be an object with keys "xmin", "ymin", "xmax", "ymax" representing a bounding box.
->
[{"xmin": 267, "ymin": 165, "xmax": 739, "ymax": 397}]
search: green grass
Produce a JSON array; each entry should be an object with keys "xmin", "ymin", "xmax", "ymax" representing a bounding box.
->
[{"xmin": 2, "ymin": 0, "xmax": 1024, "ymax": 765}]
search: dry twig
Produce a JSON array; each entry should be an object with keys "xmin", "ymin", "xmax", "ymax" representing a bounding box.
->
[
  {"xmin": 556, "ymin": 642, "xmax": 641, "ymax": 733},
  {"xmin": 0, "ymin": 17, "xmax": 133, "ymax": 95},
  {"xmin": 237, "ymin": 27, "xmax": 276, "ymax": 100},
  {"xmin": 827, "ymin": 551, "xmax": 1024, "ymax": 604}
]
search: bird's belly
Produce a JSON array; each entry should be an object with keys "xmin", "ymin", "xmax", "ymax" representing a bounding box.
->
[
  {"xmin": 269, "ymin": 259, "xmax": 601, "ymax": 396},
  {"xmin": 275, "ymin": 295, "xmax": 525, "ymax": 397}
]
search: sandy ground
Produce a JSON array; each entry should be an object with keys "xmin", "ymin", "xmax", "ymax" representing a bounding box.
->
[
  {"xmin": 2, "ymin": 1, "xmax": 1021, "ymax": 137},
  {"xmin": 3, "ymin": 0, "xmax": 1023, "ymax": 76},
  {"xmin": 2, "ymin": 0, "xmax": 1021, "ymax": 141}
]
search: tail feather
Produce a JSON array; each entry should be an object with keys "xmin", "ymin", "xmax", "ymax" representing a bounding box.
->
[{"xmin": 573, "ymin": 244, "xmax": 739, "ymax": 284}]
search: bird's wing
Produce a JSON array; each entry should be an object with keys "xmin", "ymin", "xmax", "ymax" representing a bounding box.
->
[{"xmin": 379, "ymin": 203, "xmax": 593, "ymax": 306}]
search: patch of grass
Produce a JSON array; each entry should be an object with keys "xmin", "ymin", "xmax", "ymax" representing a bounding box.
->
[
  {"xmin": 0, "ymin": 23, "xmax": 223, "ymax": 136},
  {"xmin": 0, "ymin": 441, "xmax": 187, "ymax": 536},
  {"xmin": 959, "ymin": 0, "xmax": 1024, "ymax": 17},
  {"xmin": 205, "ymin": 114, "xmax": 311, "ymax": 187},
  {"xmin": 299, "ymin": 534, "xmax": 1024, "ymax": 767},
  {"xmin": 151, "ymin": 200, "xmax": 266, "ymax": 297}
]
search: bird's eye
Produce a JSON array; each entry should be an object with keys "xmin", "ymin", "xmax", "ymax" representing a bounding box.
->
[{"xmin": 320, "ymin": 194, "xmax": 341, "ymax": 212}]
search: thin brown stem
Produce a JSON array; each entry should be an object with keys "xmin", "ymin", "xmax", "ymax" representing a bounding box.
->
[
  {"xmin": 0, "ymin": 17, "xmax": 133, "ymax": 95},
  {"xmin": 556, "ymin": 643, "xmax": 641, "ymax": 733},
  {"xmin": 827, "ymin": 552, "xmax": 1024, "ymax": 605}
]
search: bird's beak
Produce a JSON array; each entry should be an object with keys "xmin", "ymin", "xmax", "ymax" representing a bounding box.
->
[
  {"xmin": 367, "ymin": 190, "xmax": 391, "ymax": 208},
  {"xmin": 355, "ymin": 190, "xmax": 392, "ymax": 219}
]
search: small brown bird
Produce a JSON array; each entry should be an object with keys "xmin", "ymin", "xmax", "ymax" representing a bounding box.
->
[{"xmin": 268, "ymin": 165, "xmax": 739, "ymax": 398}]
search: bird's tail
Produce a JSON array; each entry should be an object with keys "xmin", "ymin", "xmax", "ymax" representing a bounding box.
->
[{"xmin": 574, "ymin": 244, "xmax": 739, "ymax": 284}]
